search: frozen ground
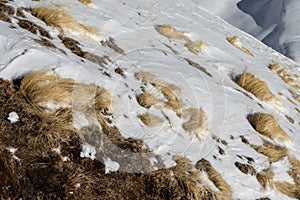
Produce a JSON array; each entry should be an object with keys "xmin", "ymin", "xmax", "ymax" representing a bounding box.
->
[{"xmin": 0, "ymin": 0, "xmax": 300, "ymax": 199}]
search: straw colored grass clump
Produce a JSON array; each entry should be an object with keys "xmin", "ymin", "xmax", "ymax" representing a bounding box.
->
[
  {"xmin": 136, "ymin": 92, "xmax": 159, "ymax": 108},
  {"xmin": 78, "ymin": 0, "xmax": 93, "ymax": 6},
  {"xmin": 31, "ymin": 5, "xmax": 99, "ymax": 38},
  {"xmin": 237, "ymin": 70, "xmax": 279, "ymax": 105},
  {"xmin": 269, "ymin": 64, "xmax": 300, "ymax": 90},
  {"xmin": 273, "ymin": 182, "xmax": 300, "ymax": 199},
  {"xmin": 184, "ymin": 40, "xmax": 207, "ymax": 54},
  {"xmin": 155, "ymin": 24, "xmax": 191, "ymax": 42},
  {"xmin": 181, "ymin": 108, "xmax": 208, "ymax": 140},
  {"xmin": 226, "ymin": 36, "xmax": 253, "ymax": 56},
  {"xmin": 250, "ymin": 140, "xmax": 288, "ymax": 163},
  {"xmin": 247, "ymin": 113, "xmax": 291, "ymax": 143},
  {"xmin": 256, "ymin": 168, "xmax": 274, "ymax": 188},
  {"xmin": 20, "ymin": 70, "xmax": 111, "ymax": 112},
  {"xmin": 138, "ymin": 112, "xmax": 163, "ymax": 127},
  {"xmin": 288, "ymin": 156, "xmax": 300, "ymax": 185}
]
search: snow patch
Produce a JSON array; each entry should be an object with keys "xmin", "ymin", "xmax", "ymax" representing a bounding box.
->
[
  {"xmin": 7, "ymin": 112, "xmax": 19, "ymax": 123},
  {"xmin": 103, "ymin": 157, "xmax": 120, "ymax": 174},
  {"xmin": 80, "ymin": 143, "xmax": 96, "ymax": 160}
]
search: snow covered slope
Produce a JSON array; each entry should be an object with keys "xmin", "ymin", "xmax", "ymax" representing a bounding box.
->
[
  {"xmin": 1, "ymin": 0, "xmax": 300, "ymax": 199},
  {"xmin": 196, "ymin": 0, "xmax": 300, "ymax": 63}
]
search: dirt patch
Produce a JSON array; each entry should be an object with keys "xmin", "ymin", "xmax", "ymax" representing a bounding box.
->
[
  {"xmin": 16, "ymin": 7, "xmax": 26, "ymax": 18},
  {"xmin": 100, "ymin": 37, "xmax": 124, "ymax": 54},
  {"xmin": 18, "ymin": 19, "xmax": 52, "ymax": 39},
  {"xmin": 0, "ymin": 2, "xmax": 14, "ymax": 15},
  {"xmin": 235, "ymin": 161, "xmax": 256, "ymax": 175},
  {"xmin": 59, "ymin": 35, "xmax": 108, "ymax": 67},
  {"xmin": 184, "ymin": 58, "xmax": 212, "ymax": 77}
]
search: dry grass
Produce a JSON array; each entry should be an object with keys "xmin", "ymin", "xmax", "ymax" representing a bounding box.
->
[
  {"xmin": 226, "ymin": 36, "xmax": 253, "ymax": 56},
  {"xmin": 256, "ymin": 168, "xmax": 274, "ymax": 188},
  {"xmin": 78, "ymin": 0, "xmax": 93, "ymax": 6},
  {"xmin": 288, "ymin": 156, "xmax": 300, "ymax": 185},
  {"xmin": 247, "ymin": 113, "xmax": 291, "ymax": 143},
  {"xmin": 181, "ymin": 108, "xmax": 208, "ymax": 140},
  {"xmin": 136, "ymin": 92, "xmax": 159, "ymax": 108},
  {"xmin": 31, "ymin": 5, "xmax": 99, "ymax": 38},
  {"xmin": 138, "ymin": 112, "xmax": 163, "ymax": 127},
  {"xmin": 195, "ymin": 158, "xmax": 231, "ymax": 198},
  {"xmin": 184, "ymin": 40, "xmax": 207, "ymax": 54},
  {"xmin": 155, "ymin": 24, "xmax": 191, "ymax": 42},
  {"xmin": 269, "ymin": 64, "xmax": 300, "ymax": 90},
  {"xmin": 237, "ymin": 70, "xmax": 279, "ymax": 105},
  {"xmin": 20, "ymin": 70, "xmax": 111, "ymax": 112},
  {"xmin": 273, "ymin": 182, "xmax": 300, "ymax": 199}
]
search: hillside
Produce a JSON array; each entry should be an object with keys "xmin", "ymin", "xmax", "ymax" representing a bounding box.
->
[{"xmin": 1, "ymin": 0, "xmax": 300, "ymax": 199}]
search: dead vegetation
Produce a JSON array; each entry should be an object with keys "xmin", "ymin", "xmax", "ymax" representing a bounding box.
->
[
  {"xmin": 237, "ymin": 70, "xmax": 280, "ymax": 105},
  {"xmin": 184, "ymin": 58, "xmax": 212, "ymax": 77},
  {"xmin": 100, "ymin": 37, "xmax": 124, "ymax": 54},
  {"xmin": 138, "ymin": 112, "xmax": 163, "ymax": 127},
  {"xmin": 256, "ymin": 168, "xmax": 274, "ymax": 188},
  {"xmin": 234, "ymin": 161, "xmax": 256, "ymax": 175},
  {"xmin": 269, "ymin": 64, "xmax": 300, "ymax": 90},
  {"xmin": 31, "ymin": 4, "xmax": 99, "ymax": 38},
  {"xmin": 273, "ymin": 182, "xmax": 300, "ymax": 199},
  {"xmin": 184, "ymin": 40, "xmax": 207, "ymax": 54},
  {"xmin": 1, "ymin": 73, "xmax": 230, "ymax": 199},
  {"xmin": 226, "ymin": 36, "xmax": 254, "ymax": 56},
  {"xmin": 136, "ymin": 92, "xmax": 159, "ymax": 108},
  {"xmin": 18, "ymin": 19, "xmax": 52, "ymax": 39},
  {"xmin": 155, "ymin": 24, "xmax": 191, "ymax": 42},
  {"xmin": 247, "ymin": 113, "xmax": 291, "ymax": 143},
  {"xmin": 0, "ymin": 2, "xmax": 14, "ymax": 23},
  {"xmin": 78, "ymin": 0, "xmax": 93, "ymax": 6},
  {"xmin": 181, "ymin": 108, "xmax": 208, "ymax": 140},
  {"xmin": 59, "ymin": 35, "xmax": 108, "ymax": 67},
  {"xmin": 288, "ymin": 156, "xmax": 300, "ymax": 185}
]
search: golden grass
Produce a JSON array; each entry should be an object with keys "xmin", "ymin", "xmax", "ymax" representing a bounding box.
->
[
  {"xmin": 181, "ymin": 108, "xmax": 208, "ymax": 140},
  {"xmin": 78, "ymin": 0, "xmax": 93, "ymax": 6},
  {"xmin": 136, "ymin": 92, "xmax": 159, "ymax": 108},
  {"xmin": 288, "ymin": 156, "xmax": 300, "ymax": 185},
  {"xmin": 250, "ymin": 140, "xmax": 288, "ymax": 163},
  {"xmin": 226, "ymin": 36, "xmax": 253, "ymax": 56},
  {"xmin": 269, "ymin": 64, "xmax": 300, "ymax": 91},
  {"xmin": 247, "ymin": 113, "xmax": 291, "ymax": 143},
  {"xmin": 20, "ymin": 70, "xmax": 111, "ymax": 113},
  {"xmin": 172, "ymin": 156, "xmax": 228, "ymax": 200},
  {"xmin": 184, "ymin": 40, "xmax": 207, "ymax": 54},
  {"xmin": 237, "ymin": 70, "xmax": 279, "ymax": 104},
  {"xmin": 155, "ymin": 24, "xmax": 191, "ymax": 42},
  {"xmin": 31, "ymin": 5, "xmax": 99, "ymax": 38},
  {"xmin": 273, "ymin": 182, "xmax": 300, "ymax": 199},
  {"xmin": 256, "ymin": 168, "xmax": 274, "ymax": 188},
  {"xmin": 138, "ymin": 112, "xmax": 163, "ymax": 127},
  {"xmin": 135, "ymin": 71, "xmax": 182, "ymax": 112},
  {"xmin": 195, "ymin": 158, "xmax": 231, "ymax": 198}
]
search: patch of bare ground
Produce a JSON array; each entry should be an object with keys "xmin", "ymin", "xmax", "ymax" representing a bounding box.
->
[
  {"xmin": 0, "ymin": 2, "xmax": 14, "ymax": 23},
  {"xmin": 100, "ymin": 37, "xmax": 124, "ymax": 54},
  {"xmin": 59, "ymin": 35, "xmax": 108, "ymax": 67},
  {"xmin": 235, "ymin": 161, "xmax": 256, "ymax": 175},
  {"xmin": 18, "ymin": 19, "xmax": 52, "ymax": 39},
  {"xmin": 183, "ymin": 58, "xmax": 212, "ymax": 77}
]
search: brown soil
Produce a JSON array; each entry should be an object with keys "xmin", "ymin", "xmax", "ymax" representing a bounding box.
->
[
  {"xmin": 59, "ymin": 35, "xmax": 108, "ymax": 67},
  {"xmin": 18, "ymin": 19, "xmax": 52, "ymax": 39}
]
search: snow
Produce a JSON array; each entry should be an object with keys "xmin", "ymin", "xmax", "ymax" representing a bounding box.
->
[
  {"xmin": 80, "ymin": 143, "xmax": 96, "ymax": 160},
  {"xmin": 103, "ymin": 157, "xmax": 120, "ymax": 174},
  {"xmin": 0, "ymin": 0, "xmax": 300, "ymax": 199},
  {"xmin": 196, "ymin": 0, "xmax": 300, "ymax": 63},
  {"xmin": 7, "ymin": 111, "xmax": 19, "ymax": 123}
]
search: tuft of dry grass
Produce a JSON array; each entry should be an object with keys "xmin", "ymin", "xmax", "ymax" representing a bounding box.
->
[
  {"xmin": 31, "ymin": 5, "xmax": 99, "ymax": 38},
  {"xmin": 20, "ymin": 70, "xmax": 111, "ymax": 112},
  {"xmin": 247, "ymin": 113, "xmax": 291, "ymax": 143},
  {"xmin": 237, "ymin": 70, "xmax": 279, "ymax": 105},
  {"xmin": 256, "ymin": 168, "xmax": 274, "ymax": 189},
  {"xmin": 226, "ymin": 36, "xmax": 253, "ymax": 56},
  {"xmin": 136, "ymin": 92, "xmax": 159, "ymax": 108},
  {"xmin": 138, "ymin": 112, "xmax": 163, "ymax": 127},
  {"xmin": 78, "ymin": 0, "xmax": 93, "ymax": 6},
  {"xmin": 288, "ymin": 156, "xmax": 300, "ymax": 185},
  {"xmin": 273, "ymin": 182, "xmax": 300, "ymax": 199},
  {"xmin": 184, "ymin": 40, "xmax": 207, "ymax": 54},
  {"xmin": 181, "ymin": 108, "xmax": 208, "ymax": 140},
  {"xmin": 196, "ymin": 158, "xmax": 231, "ymax": 197},
  {"xmin": 250, "ymin": 140, "xmax": 288, "ymax": 163},
  {"xmin": 269, "ymin": 64, "xmax": 300, "ymax": 90},
  {"xmin": 155, "ymin": 24, "xmax": 191, "ymax": 42}
]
